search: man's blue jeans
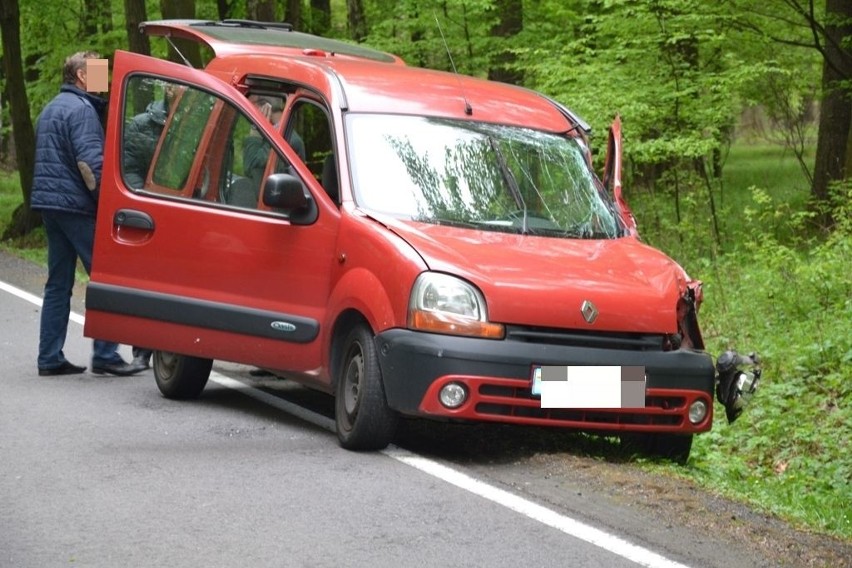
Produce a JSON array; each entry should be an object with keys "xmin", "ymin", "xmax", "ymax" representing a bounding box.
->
[{"xmin": 38, "ymin": 210, "xmax": 121, "ymax": 369}]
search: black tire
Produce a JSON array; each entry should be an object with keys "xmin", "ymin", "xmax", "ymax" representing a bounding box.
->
[
  {"xmin": 335, "ymin": 324, "xmax": 398, "ymax": 451},
  {"xmin": 622, "ymin": 433, "xmax": 693, "ymax": 464},
  {"xmin": 153, "ymin": 351, "xmax": 213, "ymax": 400}
]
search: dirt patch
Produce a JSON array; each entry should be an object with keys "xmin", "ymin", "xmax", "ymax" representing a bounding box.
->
[
  {"xmin": 396, "ymin": 421, "xmax": 851, "ymax": 568},
  {"xmin": 523, "ymin": 452, "xmax": 851, "ymax": 568}
]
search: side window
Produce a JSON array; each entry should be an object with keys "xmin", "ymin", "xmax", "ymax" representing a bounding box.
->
[
  {"xmin": 281, "ymin": 100, "xmax": 338, "ymax": 203},
  {"xmin": 151, "ymin": 87, "xmax": 215, "ymax": 190},
  {"xmin": 228, "ymin": 95, "xmax": 287, "ymax": 209},
  {"xmin": 120, "ymin": 76, "xmax": 290, "ymax": 213},
  {"xmin": 121, "ymin": 76, "xmax": 215, "ymax": 192}
]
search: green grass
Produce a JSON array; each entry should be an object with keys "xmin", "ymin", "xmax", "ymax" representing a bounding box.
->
[
  {"xmin": 1, "ymin": 144, "xmax": 850, "ymax": 540},
  {"xmin": 0, "ymin": 170, "xmax": 48, "ymax": 263},
  {"xmin": 626, "ymin": 141, "xmax": 852, "ymax": 540}
]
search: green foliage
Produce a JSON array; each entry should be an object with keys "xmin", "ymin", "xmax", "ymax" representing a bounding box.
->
[
  {"xmin": 0, "ymin": 0, "xmax": 847, "ymax": 541},
  {"xmin": 629, "ymin": 145, "xmax": 852, "ymax": 538},
  {"xmin": 364, "ymin": 0, "xmax": 496, "ymax": 76}
]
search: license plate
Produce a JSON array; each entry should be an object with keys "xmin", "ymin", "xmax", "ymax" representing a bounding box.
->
[{"xmin": 530, "ymin": 365, "xmax": 646, "ymax": 408}]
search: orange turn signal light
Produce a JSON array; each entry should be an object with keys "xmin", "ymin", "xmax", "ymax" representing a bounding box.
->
[{"xmin": 409, "ymin": 309, "xmax": 505, "ymax": 340}]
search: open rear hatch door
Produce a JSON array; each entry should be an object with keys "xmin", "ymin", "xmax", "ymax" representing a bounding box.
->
[{"xmin": 139, "ymin": 19, "xmax": 403, "ymax": 63}]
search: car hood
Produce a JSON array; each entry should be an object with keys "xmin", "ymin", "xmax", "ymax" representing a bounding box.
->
[{"xmin": 376, "ymin": 215, "xmax": 687, "ymax": 334}]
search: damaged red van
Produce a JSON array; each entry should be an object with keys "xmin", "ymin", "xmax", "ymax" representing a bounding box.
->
[{"xmin": 85, "ymin": 19, "xmax": 759, "ymax": 462}]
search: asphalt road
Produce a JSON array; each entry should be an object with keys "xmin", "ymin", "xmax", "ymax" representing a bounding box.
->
[{"xmin": 0, "ymin": 250, "xmax": 818, "ymax": 568}]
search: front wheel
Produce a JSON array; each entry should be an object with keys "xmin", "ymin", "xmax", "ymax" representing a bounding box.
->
[
  {"xmin": 335, "ymin": 324, "xmax": 398, "ymax": 451},
  {"xmin": 153, "ymin": 351, "xmax": 213, "ymax": 400}
]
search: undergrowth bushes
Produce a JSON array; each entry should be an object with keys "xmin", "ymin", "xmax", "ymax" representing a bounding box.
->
[{"xmin": 634, "ymin": 179, "xmax": 851, "ymax": 537}]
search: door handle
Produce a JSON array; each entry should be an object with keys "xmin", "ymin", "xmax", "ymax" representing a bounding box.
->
[{"xmin": 113, "ymin": 209, "xmax": 154, "ymax": 231}]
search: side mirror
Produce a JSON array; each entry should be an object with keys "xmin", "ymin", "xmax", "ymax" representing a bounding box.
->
[{"xmin": 262, "ymin": 173, "xmax": 317, "ymax": 225}]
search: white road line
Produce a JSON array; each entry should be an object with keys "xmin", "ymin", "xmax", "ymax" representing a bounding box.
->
[
  {"xmin": 384, "ymin": 448, "xmax": 691, "ymax": 568},
  {"xmin": 4, "ymin": 278, "xmax": 692, "ymax": 568},
  {"xmin": 0, "ymin": 280, "xmax": 84, "ymax": 325}
]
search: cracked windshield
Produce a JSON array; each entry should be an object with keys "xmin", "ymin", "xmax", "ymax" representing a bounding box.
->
[{"xmin": 347, "ymin": 115, "xmax": 622, "ymax": 238}]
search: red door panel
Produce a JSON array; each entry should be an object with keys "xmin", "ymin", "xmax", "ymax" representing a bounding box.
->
[{"xmin": 85, "ymin": 51, "xmax": 339, "ymax": 377}]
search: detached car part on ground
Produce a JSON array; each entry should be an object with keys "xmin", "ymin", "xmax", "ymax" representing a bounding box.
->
[{"xmin": 85, "ymin": 19, "xmax": 760, "ymax": 463}]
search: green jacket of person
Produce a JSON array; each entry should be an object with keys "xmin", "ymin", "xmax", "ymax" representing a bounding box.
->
[{"xmin": 123, "ymin": 99, "xmax": 169, "ymax": 188}]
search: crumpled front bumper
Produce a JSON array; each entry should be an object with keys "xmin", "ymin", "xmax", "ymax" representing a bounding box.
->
[{"xmin": 375, "ymin": 328, "xmax": 716, "ymax": 434}]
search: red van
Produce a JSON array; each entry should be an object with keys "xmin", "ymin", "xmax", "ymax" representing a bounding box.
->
[{"xmin": 85, "ymin": 19, "xmax": 758, "ymax": 461}]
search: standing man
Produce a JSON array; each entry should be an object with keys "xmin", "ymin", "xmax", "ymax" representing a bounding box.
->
[{"xmin": 31, "ymin": 51, "xmax": 144, "ymax": 376}]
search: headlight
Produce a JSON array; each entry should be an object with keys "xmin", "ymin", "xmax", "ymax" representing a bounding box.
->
[{"xmin": 408, "ymin": 273, "xmax": 504, "ymax": 339}]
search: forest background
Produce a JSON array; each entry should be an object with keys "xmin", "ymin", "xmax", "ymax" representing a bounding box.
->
[{"xmin": 0, "ymin": 0, "xmax": 850, "ymax": 541}]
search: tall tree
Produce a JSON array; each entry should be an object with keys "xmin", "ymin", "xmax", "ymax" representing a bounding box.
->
[
  {"xmin": 347, "ymin": 0, "xmax": 368, "ymax": 42},
  {"xmin": 160, "ymin": 0, "xmax": 203, "ymax": 67},
  {"xmin": 247, "ymin": 0, "xmax": 276, "ymax": 21},
  {"xmin": 0, "ymin": 0, "xmax": 40, "ymax": 239},
  {"xmin": 733, "ymin": 0, "xmax": 851, "ymax": 225},
  {"xmin": 810, "ymin": 0, "xmax": 852, "ymax": 220},
  {"xmin": 218, "ymin": 0, "xmax": 236, "ymax": 20},
  {"xmin": 309, "ymin": 0, "xmax": 331, "ymax": 35},
  {"xmin": 124, "ymin": 0, "xmax": 151, "ymax": 57},
  {"xmin": 285, "ymin": 0, "xmax": 302, "ymax": 29},
  {"xmin": 488, "ymin": 0, "xmax": 524, "ymax": 84}
]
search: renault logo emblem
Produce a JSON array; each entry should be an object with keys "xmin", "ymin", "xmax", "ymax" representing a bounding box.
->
[{"xmin": 581, "ymin": 300, "xmax": 599, "ymax": 324}]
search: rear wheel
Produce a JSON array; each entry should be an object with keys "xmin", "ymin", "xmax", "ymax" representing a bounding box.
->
[
  {"xmin": 335, "ymin": 324, "xmax": 398, "ymax": 451},
  {"xmin": 153, "ymin": 351, "xmax": 213, "ymax": 400},
  {"xmin": 622, "ymin": 433, "xmax": 693, "ymax": 464}
]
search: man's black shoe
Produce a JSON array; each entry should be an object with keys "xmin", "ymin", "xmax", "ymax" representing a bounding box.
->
[
  {"xmin": 131, "ymin": 355, "xmax": 151, "ymax": 370},
  {"xmin": 38, "ymin": 361, "xmax": 86, "ymax": 376},
  {"xmin": 91, "ymin": 358, "xmax": 146, "ymax": 376}
]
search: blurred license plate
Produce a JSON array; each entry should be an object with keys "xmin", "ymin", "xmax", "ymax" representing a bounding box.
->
[{"xmin": 530, "ymin": 365, "xmax": 646, "ymax": 408}]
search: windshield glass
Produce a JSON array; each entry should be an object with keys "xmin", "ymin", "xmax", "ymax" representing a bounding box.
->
[{"xmin": 346, "ymin": 115, "xmax": 623, "ymax": 239}]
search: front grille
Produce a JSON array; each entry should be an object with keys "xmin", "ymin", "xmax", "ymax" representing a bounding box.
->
[
  {"xmin": 475, "ymin": 403, "xmax": 683, "ymax": 426},
  {"xmin": 475, "ymin": 382, "xmax": 687, "ymax": 428},
  {"xmin": 505, "ymin": 325, "xmax": 665, "ymax": 351}
]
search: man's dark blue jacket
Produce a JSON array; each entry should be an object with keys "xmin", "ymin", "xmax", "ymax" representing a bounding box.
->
[{"xmin": 31, "ymin": 84, "xmax": 108, "ymax": 216}]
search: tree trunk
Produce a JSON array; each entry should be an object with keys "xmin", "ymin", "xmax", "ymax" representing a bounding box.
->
[
  {"xmin": 488, "ymin": 0, "xmax": 523, "ymax": 85},
  {"xmin": 124, "ymin": 0, "xmax": 151, "ymax": 57},
  {"xmin": 217, "ymin": 0, "xmax": 234, "ymax": 20},
  {"xmin": 285, "ymin": 0, "xmax": 302, "ymax": 29},
  {"xmin": 124, "ymin": 0, "xmax": 152, "ymax": 115},
  {"xmin": 309, "ymin": 0, "xmax": 331, "ymax": 36},
  {"xmin": 346, "ymin": 0, "xmax": 368, "ymax": 42},
  {"xmin": 247, "ymin": 0, "xmax": 277, "ymax": 21},
  {"xmin": 811, "ymin": 0, "xmax": 852, "ymax": 226},
  {"xmin": 160, "ymin": 0, "xmax": 203, "ymax": 67},
  {"xmin": 0, "ymin": 0, "xmax": 41, "ymax": 238}
]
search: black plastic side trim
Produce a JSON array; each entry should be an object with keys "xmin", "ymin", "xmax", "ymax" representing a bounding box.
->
[{"xmin": 86, "ymin": 282, "xmax": 318, "ymax": 343}]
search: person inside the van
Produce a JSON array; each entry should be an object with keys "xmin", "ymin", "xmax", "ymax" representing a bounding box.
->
[
  {"xmin": 242, "ymin": 95, "xmax": 306, "ymax": 194},
  {"xmin": 123, "ymin": 82, "xmax": 180, "ymax": 189}
]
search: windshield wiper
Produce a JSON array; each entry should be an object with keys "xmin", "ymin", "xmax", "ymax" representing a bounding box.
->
[{"xmin": 488, "ymin": 137, "xmax": 528, "ymax": 235}]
